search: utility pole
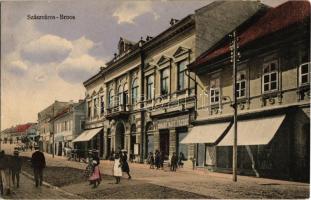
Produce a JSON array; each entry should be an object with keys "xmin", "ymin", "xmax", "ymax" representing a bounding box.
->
[{"xmin": 230, "ymin": 31, "xmax": 240, "ymax": 182}]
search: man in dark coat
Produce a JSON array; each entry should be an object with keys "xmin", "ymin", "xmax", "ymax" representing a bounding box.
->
[
  {"xmin": 11, "ymin": 150, "xmax": 22, "ymax": 188},
  {"xmin": 31, "ymin": 145, "xmax": 46, "ymax": 187},
  {"xmin": 170, "ymin": 152, "xmax": 178, "ymax": 172},
  {"xmin": 154, "ymin": 150, "xmax": 160, "ymax": 170}
]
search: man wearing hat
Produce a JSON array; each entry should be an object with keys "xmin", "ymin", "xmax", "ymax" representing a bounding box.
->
[
  {"xmin": 31, "ymin": 145, "xmax": 46, "ymax": 187},
  {"xmin": 11, "ymin": 150, "xmax": 22, "ymax": 188}
]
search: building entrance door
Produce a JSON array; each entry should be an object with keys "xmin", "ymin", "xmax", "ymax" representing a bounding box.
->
[
  {"xmin": 116, "ymin": 122, "xmax": 125, "ymax": 150},
  {"xmin": 160, "ymin": 130, "xmax": 169, "ymax": 160}
]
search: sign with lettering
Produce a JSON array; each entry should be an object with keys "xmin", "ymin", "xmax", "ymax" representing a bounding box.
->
[{"xmin": 156, "ymin": 115, "xmax": 189, "ymax": 129}]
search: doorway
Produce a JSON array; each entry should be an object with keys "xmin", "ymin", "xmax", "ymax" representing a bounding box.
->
[
  {"xmin": 116, "ymin": 122, "xmax": 125, "ymax": 150},
  {"xmin": 160, "ymin": 130, "xmax": 169, "ymax": 160}
]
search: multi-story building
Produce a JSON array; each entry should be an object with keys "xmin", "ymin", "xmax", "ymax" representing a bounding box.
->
[
  {"xmin": 82, "ymin": 1, "xmax": 264, "ymax": 164},
  {"xmin": 37, "ymin": 101, "xmax": 71, "ymax": 153},
  {"xmin": 187, "ymin": 1, "xmax": 310, "ymax": 181},
  {"xmin": 53, "ymin": 100, "xmax": 85, "ymax": 156}
]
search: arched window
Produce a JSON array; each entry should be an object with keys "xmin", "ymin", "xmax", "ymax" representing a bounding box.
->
[
  {"xmin": 131, "ymin": 79, "xmax": 139, "ymax": 104},
  {"xmin": 118, "ymin": 85, "xmax": 123, "ymax": 106},
  {"xmin": 108, "ymin": 89, "xmax": 114, "ymax": 108}
]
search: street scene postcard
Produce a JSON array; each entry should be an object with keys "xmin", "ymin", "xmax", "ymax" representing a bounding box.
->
[{"xmin": 0, "ymin": 0, "xmax": 310, "ymax": 199}]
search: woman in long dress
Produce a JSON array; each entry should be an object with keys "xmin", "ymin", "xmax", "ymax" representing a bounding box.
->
[
  {"xmin": 121, "ymin": 151, "xmax": 131, "ymax": 179},
  {"xmin": 113, "ymin": 153, "xmax": 122, "ymax": 184},
  {"xmin": 88, "ymin": 160, "xmax": 101, "ymax": 188}
]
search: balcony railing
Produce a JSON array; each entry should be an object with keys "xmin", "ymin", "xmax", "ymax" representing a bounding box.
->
[{"xmin": 106, "ymin": 104, "xmax": 131, "ymax": 119}]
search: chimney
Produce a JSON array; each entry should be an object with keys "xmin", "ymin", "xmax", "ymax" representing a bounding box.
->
[{"xmin": 170, "ymin": 18, "xmax": 179, "ymax": 26}]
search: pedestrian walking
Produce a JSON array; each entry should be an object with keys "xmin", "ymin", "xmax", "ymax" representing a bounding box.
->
[
  {"xmin": 113, "ymin": 153, "xmax": 122, "ymax": 184},
  {"xmin": 159, "ymin": 151, "xmax": 164, "ymax": 170},
  {"xmin": 170, "ymin": 152, "xmax": 178, "ymax": 172},
  {"xmin": 148, "ymin": 152, "xmax": 155, "ymax": 169},
  {"xmin": 31, "ymin": 145, "xmax": 46, "ymax": 187},
  {"xmin": 10, "ymin": 150, "xmax": 22, "ymax": 188},
  {"xmin": 0, "ymin": 151, "xmax": 11, "ymax": 195},
  {"xmin": 88, "ymin": 160, "xmax": 101, "ymax": 188},
  {"xmin": 120, "ymin": 151, "xmax": 131, "ymax": 179},
  {"xmin": 178, "ymin": 152, "xmax": 185, "ymax": 168},
  {"xmin": 84, "ymin": 157, "xmax": 94, "ymax": 183},
  {"xmin": 154, "ymin": 150, "xmax": 160, "ymax": 170},
  {"xmin": 29, "ymin": 144, "xmax": 33, "ymax": 151}
]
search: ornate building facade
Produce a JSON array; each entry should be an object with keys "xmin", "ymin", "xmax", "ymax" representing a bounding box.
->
[{"xmin": 82, "ymin": 1, "xmax": 264, "ymax": 166}]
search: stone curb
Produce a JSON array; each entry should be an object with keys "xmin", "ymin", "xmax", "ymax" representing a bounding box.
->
[{"xmin": 21, "ymin": 171, "xmax": 81, "ymax": 199}]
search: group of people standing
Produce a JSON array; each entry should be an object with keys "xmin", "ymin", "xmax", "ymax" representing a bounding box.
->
[
  {"xmin": 0, "ymin": 145, "xmax": 45, "ymax": 195},
  {"xmin": 0, "ymin": 150, "xmax": 22, "ymax": 195},
  {"xmin": 113, "ymin": 150, "xmax": 131, "ymax": 184},
  {"xmin": 84, "ymin": 149, "xmax": 131, "ymax": 187},
  {"xmin": 147, "ymin": 150, "xmax": 186, "ymax": 171}
]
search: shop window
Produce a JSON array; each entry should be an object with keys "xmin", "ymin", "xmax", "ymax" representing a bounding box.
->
[
  {"xmin": 262, "ymin": 60, "xmax": 278, "ymax": 93},
  {"xmin": 178, "ymin": 131, "xmax": 188, "ymax": 160},
  {"xmin": 299, "ymin": 62, "xmax": 310, "ymax": 86},
  {"xmin": 210, "ymin": 78, "xmax": 220, "ymax": 105}
]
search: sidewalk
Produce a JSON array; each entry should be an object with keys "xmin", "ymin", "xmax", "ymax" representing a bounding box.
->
[{"xmin": 1, "ymin": 173, "xmax": 77, "ymax": 199}]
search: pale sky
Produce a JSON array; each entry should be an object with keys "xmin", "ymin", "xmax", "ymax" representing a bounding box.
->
[{"xmin": 1, "ymin": 0, "xmax": 288, "ymax": 130}]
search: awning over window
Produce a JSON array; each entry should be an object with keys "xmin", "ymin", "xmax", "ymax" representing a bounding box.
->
[
  {"xmin": 72, "ymin": 128, "xmax": 102, "ymax": 143},
  {"xmin": 180, "ymin": 122, "xmax": 231, "ymax": 144},
  {"xmin": 217, "ymin": 115, "xmax": 286, "ymax": 146}
]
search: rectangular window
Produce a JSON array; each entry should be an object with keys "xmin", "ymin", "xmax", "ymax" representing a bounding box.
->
[
  {"xmin": 210, "ymin": 78, "xmax": 220, "ymax": 105},
  {"xmin": 100, "ymin": 96, "xmax": 104, "ymax": 114},
  {"xmin": 161, "ymin": 68, "xmax": 169, "ymax": 95},
  {"xmin": 262, "ymin": 60, "xmax": 278, "ymax": 93},
  {"xmin": 87, "ymin": 101, "xmax": 91, "ymax": 118},
  {"xmin": 177, "ymin": 60, "xmax": 187, "ymax": 91},
  {"xmin": 93, "ymin": 98, "xmax": 98, "ymax": 117},
  {"xmin": 146, "ymin": 75, "xmax": 154, "ymax": 100},
  {"xmin": 131, "ymin": 79, "xmax": 138, "ymax": 105},
  {"xmin": 299, "ymin": 62, "xmax": 310, "ymax": 86},
  {"xmin": 236, "ymin": 71, "xmax": 246, "ymax": 98}
]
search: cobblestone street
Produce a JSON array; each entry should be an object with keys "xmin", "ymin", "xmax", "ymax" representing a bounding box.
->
[{"xmin": 1, "ymin": 144, "xmax": 310, "ymax": 199}]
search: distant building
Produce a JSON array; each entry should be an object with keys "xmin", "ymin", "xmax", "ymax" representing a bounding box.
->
[
  {"xmin": 1, "ymin": 123, "xmax": 37, "ymax": 144},
  {"xmin": 37, "ymin": 101, "xmax": 71, "ymax": 153},
  {"xmin": 52, "ymin": 100, "xmax": 86, "ymax": 156}
]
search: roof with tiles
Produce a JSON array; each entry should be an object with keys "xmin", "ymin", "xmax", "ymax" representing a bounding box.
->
[{"xmin": 190, "ymin": 1, "xmax": 310, "ymax": 69}]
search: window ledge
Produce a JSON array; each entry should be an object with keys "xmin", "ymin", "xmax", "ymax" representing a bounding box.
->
[
  {"xmin": 262, "ymin": 90, "xmax": 280, "ymax": 98},
  {"xmin": 176, "ymin": 89, "xmax": 187, "ymax": 95}
]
